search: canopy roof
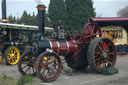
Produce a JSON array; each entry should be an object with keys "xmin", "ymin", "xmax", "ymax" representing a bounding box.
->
[
  {"xmin": 89, "ymin": 17, "xmax": 128, "ymax": 32},
  {"xmin": 0, "ymin": 22, "xmax": 53, "ymax": 31}
]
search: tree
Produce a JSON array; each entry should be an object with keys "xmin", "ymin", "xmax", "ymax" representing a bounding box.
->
[
  {"xmin": 31, "ymin": 12, "xmax": 37, "ymax": 25},
  {"xmin": 19, "ymin": 11, "xmax": 34, "ymax": 25},
  {"xmin": 8, "ymin": 15, "xmax": 16, "ymax": 23},
  {"xmin": 65, "ymin": 0, "xmax": 96, "ymax": 30},
  {"xmin": 8, "ymin": 11, "xmax": 52, "ymax": 27},
  {"xmin": 45, "ymin": 13, "xmax": 52, "ymax": 27},
  {"xmin": 48, "ymin": 0, "xmax": 67, "ymax": 29},
  {"xmin": 117, "ymin": 6, "xmax": 128, "ymax": 17}
]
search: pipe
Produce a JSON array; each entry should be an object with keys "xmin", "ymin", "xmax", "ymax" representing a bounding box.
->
[
  {"xmin": 1, "ymin": 0, "xmax": 7, "ymax": 23},
  {"xmin": 36, "ymin": 4, "xmax": 46, "ymax": 35}
]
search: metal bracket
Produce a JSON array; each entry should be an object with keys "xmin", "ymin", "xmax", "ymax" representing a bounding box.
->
[{"xmin": 46, "ymin": 48, "xmax": 53, "ymax": 53}]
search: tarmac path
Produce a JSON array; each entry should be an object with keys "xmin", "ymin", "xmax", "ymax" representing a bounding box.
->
[{"xmin": 0, "ymin": 55, "xmax": 128, "ymax": 85}]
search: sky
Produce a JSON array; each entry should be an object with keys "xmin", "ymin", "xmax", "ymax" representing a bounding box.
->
[{"xmin": 0, "ymin": 0, "xmax": 128, "ymax": 18}]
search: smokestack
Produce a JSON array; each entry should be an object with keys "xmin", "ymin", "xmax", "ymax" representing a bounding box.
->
[
  {"xmin": 37, "ymin": 4, "xmax": 46, "ymax": 35},
  {"xmin": 1, "ymin": 0, "xmax": 7, "ymax": 23}
]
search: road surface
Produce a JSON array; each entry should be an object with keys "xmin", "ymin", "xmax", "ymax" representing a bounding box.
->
[{"xmin": 0, "ymin": 55, "xmax": 128, "ymax": 85}]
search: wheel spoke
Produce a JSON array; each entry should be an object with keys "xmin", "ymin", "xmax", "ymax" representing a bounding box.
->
[
  {"xmin": 53, "ymin": 63, "xmax": 59, "ymax": 68},
  {"xmin": 105, "ymin": 59, "xmax": 112, "ymax": 65},
  {"xmin": 10, "ymin": 49, "xmax": 13, "ymax": 53},
  {"xmin": 45, "ymin": 69, "xmax": 50, "ymax": 78},
  {"xmin": 106, "ymin": 42, "xmax": 111, "ymax": 48},
  {"xmin": 11, "ymin": 58, "xmax": 14, "ymax": 62},
  {"xmin": 91, "ymin": 25, "xmax": 95, "ymax": 34},
  {"xmin": 29, "ymin": 67, "xmax": 31, "ymax": 74},
  {"xmin": 95, "ymin": 52, "xmax": 101, "ymax": 55},
  {"xmin": 25, "ymin": 66, "xmax": 30, "ymax": 73},
  {"xmin": 50, "ymin": 69, "xmax": 56, "ymax": 75},
  {"xmin": 87, "ymin": 26, "xmax": 91, "ymax": 33},
  {"xmin": 96, "ymin": 32, "xmax": 100, "ymax": 36},
  {"xmin": 107, "ymin": 56, "xmax": 113, "ymax": 60},
  {"xmin": 41, "ymin": 68, "xmax": 47, "ymax": 74},
  {"xmin": 97, "ymin": 60, "xmax": 100, "ymax": 67},
  {"xmin": 89, "ymin": 26, "xmax": 93, "ymax": 33},
  {"xmin": 100, "ymin": 59, "xmax": 104, "ymax": 64},
  {"xmin": 97, "ymin": 44, "xmax": 103, "ymax": 53},
  {"xmin": 107, "ymin": 52, "xmax": 114, "ymax": 55},
  {"xmin": 40, "ymin": 63, "xmax": 47, "ymax": 68},
  {"xmin": 32, "ymin": 67, "xmax": 35, "ymax": 73},
  {"xmin": 39, "ymin": 65, "xmax": 46, "ymax": 71},
  {"xmin": 99, "ymin": 41, "xmax": 104, "ymax": 50},
  {"xmin": 95, "ymin": 56, "xmax": 101, "ymax": 61},
  {"xmin": 49, "ymin": 58, "xmax": 56, "ymax": 64},
  {"xmin": 13, "ymin": 58, "xmax": 16, "ymax": 62},
  {"xmin": 22, "ymin": 64, "xmax": 28, "ymax": 69}
]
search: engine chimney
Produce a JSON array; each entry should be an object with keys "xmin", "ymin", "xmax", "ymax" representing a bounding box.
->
[
  {"xmin": 37, "ymin": 4, "xmax": 46, "ymax": 35},
  {"xmin": 1, "ymin": 0, "xmax": 7, "ymax": 23}
]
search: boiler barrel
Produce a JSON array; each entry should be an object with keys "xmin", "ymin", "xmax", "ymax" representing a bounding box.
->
[
  {"xmin": 32, "ymin": 39, "xmax": 78, "ymax": 55},
  {"xmin": 49, "ymin": 40, "xmax": 78, "ymax": 55}
]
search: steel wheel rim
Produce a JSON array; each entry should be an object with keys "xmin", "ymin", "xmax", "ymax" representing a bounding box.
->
[
  {"xmin": 7, "ymin": 46, "xmax": 20, "ymax": 65},
  {"xmin": 0, "ymin": 52, "xmax": 4, "ymax": 64},
  {"xmin": 94, "ymin": 38, "xmax": 116, "ymax": 72},
  {"xmin": 20, "ymin": 55, "xmax": 36, "ymax": 75},
  {"xmin": 84, "ymin": 23, "xmax": 102, "ymax": 44},
  {"xmin": 37, "ymin": 53, "xmax": 61, "ymax": 81}
]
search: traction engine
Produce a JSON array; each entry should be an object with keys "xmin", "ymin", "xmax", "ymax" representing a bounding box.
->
[{"xmin": 18, "ymin": 4, "xmax": 117, "ymax": 82}]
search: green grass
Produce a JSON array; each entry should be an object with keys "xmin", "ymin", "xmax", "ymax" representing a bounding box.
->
[
  {"xmin": 16, "ymin": 75, "xmax": 33, "ymax": 85},
  {"xmin": 0, "ymin": 74, "xmax": 34, "ymax": 85}
]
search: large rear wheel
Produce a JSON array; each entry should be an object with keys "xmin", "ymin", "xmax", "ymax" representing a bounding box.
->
[{"xmin": 87, "ymin": 37, "xmax": 117, "ymax": 72}]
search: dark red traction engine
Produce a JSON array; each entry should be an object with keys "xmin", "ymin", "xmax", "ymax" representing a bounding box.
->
[{"xmin": 18, "ymin": 5, "xmax": 117, "ymax": 82}]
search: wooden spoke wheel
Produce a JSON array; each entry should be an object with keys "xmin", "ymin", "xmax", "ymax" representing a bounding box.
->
[
  {"xmin": 18, "ymin": 51, "xmax": 36, "ymax": 76},
  {"xmin": 4, "ymin": 46, "xmax": 20, "ymax": 65},
  {"xmin": 87, "ymin": 37, "xmax": 117, "ymax": 72},
  {"xmin": 0, "ymin": 52, "xmax": 4, "ymax": 64},
  {"xmin": 36, "ymin": 51, "xmax": 62, "ymax": 82},
  {"xmin": 83, "ymin": 23, "xmax": 102, "ymax": 44}
]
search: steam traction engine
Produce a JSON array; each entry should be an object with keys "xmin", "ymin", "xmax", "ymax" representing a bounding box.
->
[{"xmin": 18, "ymin": 5, "xmax": 117, "ymax": 82}]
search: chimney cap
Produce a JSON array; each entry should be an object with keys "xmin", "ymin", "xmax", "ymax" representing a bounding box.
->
[
  {"xmin": 37, "ymin": 4, "xmax": 46, "ymax": 10},
  {"xmin": 0, "ymin": 19, "xmax": 8, "ymax": 23}
]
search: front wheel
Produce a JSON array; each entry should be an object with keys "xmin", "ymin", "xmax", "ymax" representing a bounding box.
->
[
  {"xmin": 36, "ymin": 51, "xmax": 62, "ymax": 82},
  {"xmin": 4, "ymin": 46, "xmax": 20, "ymax": 65}
]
